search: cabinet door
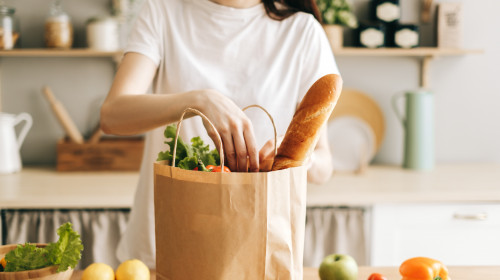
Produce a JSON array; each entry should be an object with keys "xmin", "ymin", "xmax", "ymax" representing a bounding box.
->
[{"xmin": 370, "ymin": 203, "xmax": 500, "ymax": 266}]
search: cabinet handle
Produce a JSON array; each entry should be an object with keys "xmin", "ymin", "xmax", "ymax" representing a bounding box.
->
[{"xmin": 453, "ymin": 212, "xmax": 488, "ymax": 221}]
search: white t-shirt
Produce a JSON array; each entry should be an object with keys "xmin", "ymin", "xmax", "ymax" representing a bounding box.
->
[{"xmin": 116, "ymin": 0, "xmax": 340, "ymax": 268}]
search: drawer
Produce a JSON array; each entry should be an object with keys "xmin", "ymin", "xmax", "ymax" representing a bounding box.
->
[{"xmin": 370, "ymin": 203, "xmax": 500, "ymax": 266}]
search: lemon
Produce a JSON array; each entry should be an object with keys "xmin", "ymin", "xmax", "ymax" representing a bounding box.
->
[
  {"xmin": 116, "ymin": 259, "xmax": 150, "ymax": 280},
  {"xmin": 81, "ymin": 263, "xmax": 115, "ymax": 280}
]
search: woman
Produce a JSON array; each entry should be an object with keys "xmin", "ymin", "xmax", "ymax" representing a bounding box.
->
[{"xmin": 101, "ymin": 0, "xmax": 340, "ymax": 268}]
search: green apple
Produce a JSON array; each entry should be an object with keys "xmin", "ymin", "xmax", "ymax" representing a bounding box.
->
[{"xmin": 318, "ymin": 254, "xmax": 358, "ymax": 280}]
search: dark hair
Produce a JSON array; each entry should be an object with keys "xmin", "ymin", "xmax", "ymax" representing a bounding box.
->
[{"xmin": 262, "ymin": 0, "xmax": 322, "ymax": 23}]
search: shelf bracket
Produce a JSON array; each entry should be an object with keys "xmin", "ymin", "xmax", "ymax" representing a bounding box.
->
[{"xmin": 420, "ymin": 55, "xmax": 434, "ymax": 89}]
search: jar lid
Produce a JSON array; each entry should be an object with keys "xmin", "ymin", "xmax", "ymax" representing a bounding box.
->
[{"xmin": 86, "ymin": 16, "xmax": 118, "ymax": 24}]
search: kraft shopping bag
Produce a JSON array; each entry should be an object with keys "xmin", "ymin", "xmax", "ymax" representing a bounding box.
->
[{"xmin": 154, "ymin": 108, "xmax": 307, "ymax": 280}]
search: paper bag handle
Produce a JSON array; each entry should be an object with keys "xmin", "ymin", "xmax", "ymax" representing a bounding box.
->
[
  {"xmin": 172, "ymin": 105, "xmax": 277, "ymax": 171},
  {"xmin": 172, "ymin": 108, "xmax": 225, "ymax": 170},
  {"xmin": 242, "ymin": 104, "xmax": 277, "ymax": 156}
]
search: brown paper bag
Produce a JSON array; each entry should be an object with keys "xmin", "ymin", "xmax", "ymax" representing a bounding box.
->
[{"xmin": 154, "ymin": 108, "xmax": 308, "ymax": 280}]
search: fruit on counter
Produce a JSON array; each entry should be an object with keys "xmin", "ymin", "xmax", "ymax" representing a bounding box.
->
[
  {"xmin": 4, "ymin": 222, "xmax": 83, "ymax": 272},
  {"xmin": 318, "ymin": 253, "xmax": 358, "ymax": 280},
  {"xmin": 368, "ymin": 272, "xmax": 388, "ymax": 280},
  {"xmin": 0, "ymin": 257, "xmax": 5, "ymax": 271},
  {"xmin": 116, "ymin": 259, "xmax": 150, "ymax": 280},
  {"xmin": 82, "ymin": 263, "xmax": 115, "ymax": 280},
  {"xmin": 157, "ymin": 125, "xmax": 221, "ymax": 171},
  {"xmin": 399, "ymin": 256, "xmax": 449, "ymax": 280}
]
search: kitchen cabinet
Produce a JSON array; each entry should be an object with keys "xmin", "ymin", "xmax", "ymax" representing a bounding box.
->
[
  {"xmin": 371, "ymin": 203, "xmax": 500, "ymax": 266},
  {"xmin": 307, "ymin": 164, "xmax": 500, "ymax": 266}
]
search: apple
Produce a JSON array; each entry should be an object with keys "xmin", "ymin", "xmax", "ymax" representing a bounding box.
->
[{"xmin": 318, "ymin": 254, "xmax": 358, "ymax": 280}]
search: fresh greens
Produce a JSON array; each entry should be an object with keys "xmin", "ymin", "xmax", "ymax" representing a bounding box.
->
[
  {"xmin": 157, "ymin": 124, "xmax": 220, "ymax": 170},
  {"xmin": 4, "ymin": 222, "xmax": 83, "ymax": 272}
]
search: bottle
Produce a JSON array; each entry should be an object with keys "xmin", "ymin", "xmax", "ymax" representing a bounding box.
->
[
  {"xmin": 0, "ymin": 5, "xmax": 20, "ymax": 50},
  {"xmin": 45, "ymin": 0, "xmax": 73, "ymax": 48}
]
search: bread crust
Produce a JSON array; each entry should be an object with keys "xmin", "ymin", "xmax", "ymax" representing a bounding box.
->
[{"xmin": 271, "ymin": 74, "xmax": 343, "ymax": 171}]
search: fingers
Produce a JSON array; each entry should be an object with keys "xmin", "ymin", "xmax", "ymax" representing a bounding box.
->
[
  {"xmin": 227, "ymin": 118, "xmax": 258, "ymax": 172},
  {"xmin": 243, "ymin": 123, "xmax": 259, "ymax": 172},
  {"xmin": 258, "ymin": 135, "xmax": 284, "ymax": 172},
  {"xmin": 195, "ymin": 89, "xmax": 259, "ymax": 172},
  {"xmin": 220, "ymin": 132, "xmax": 237, "ymax": 172}
]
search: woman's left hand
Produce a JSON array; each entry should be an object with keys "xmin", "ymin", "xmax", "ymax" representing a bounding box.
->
[{"xmin": 258, "ymin": 135, "xmax": 284, "ymax": 172}]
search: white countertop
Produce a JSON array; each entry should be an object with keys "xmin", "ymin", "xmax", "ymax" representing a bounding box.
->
[
  {"xmin": 0, "ymin": 167, "xmax": 138, "ymax": 209},
  {"xmin": 308, "ymin": 163, "xmax": 500, "ymax": 206},
  {"xmin": 1, "ymin": 163, "xmax": 499, "ymax": 209}
]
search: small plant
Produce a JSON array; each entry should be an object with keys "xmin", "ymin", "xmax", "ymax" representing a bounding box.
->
[{"xmin": 316, "ymin": 0, "xmax": 358, "ymax": 28}]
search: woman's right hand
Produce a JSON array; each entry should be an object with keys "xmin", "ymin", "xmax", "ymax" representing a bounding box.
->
[
  {"xmin": 193, "ymin": 89, "xmax": 259, "ymax": 173},
  {"xmin": 101, "ymin": 53, "xmax": 259, "ymax": 172}
]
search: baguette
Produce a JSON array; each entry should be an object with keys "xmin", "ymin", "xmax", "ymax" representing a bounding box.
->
[{"xmin": 271, "ymin": 74, "xmax": 342, "ymax": 171}]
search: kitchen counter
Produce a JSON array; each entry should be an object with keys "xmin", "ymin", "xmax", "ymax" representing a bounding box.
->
[
  {"xmin": 69, "ymin": 266, "xmax": 500, "ymax": 279},
  {"xmin": 0, "ymin": 167, "xmax": 138, "ymax": 209},
  {"xmin": 308, "ymin": 163, "xmax": 500, "ymax": 206},
  {"xmin": 1, "ymin": 163, "xmax": 499, "ymax": 209}
]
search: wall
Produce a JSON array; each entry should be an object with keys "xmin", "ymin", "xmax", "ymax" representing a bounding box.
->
[
  {"xmin": 3, "ymin": 0, "xmax": 500, "ymax": 166},
  {"xmin": 341, "ymin": 0, "xmax": 500, "ymax": 165},
  {"xmin": 2, "ymin": 0, "xmax": 127, "ymax": 165}
]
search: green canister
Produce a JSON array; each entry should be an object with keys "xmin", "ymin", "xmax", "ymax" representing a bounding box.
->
[{"xmin": 392, "ymin": 89, "xmax": 434, "ymax": 170}]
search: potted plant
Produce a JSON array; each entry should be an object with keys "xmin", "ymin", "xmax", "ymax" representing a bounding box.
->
[{"xmin": 316, "ymin": 0, "xmax": 358, "ymax": 50}]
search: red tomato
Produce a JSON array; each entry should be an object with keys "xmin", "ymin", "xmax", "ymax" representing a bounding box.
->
[
  {"xmin": 368, "ymin": 273, "xmax": 388, "ymax": 280},
  {"xmin": 206, "ymin": 165, "xmax": 231, "ymax": 172}
]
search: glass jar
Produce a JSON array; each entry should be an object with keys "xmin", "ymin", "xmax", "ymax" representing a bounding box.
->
[
  {"xmin": 0, "ymin": 5, "xmax": 20, "ymax": 50},
  {"xmin": 45, "ymin": 0, "xmax": 73, "ymax": 48}
]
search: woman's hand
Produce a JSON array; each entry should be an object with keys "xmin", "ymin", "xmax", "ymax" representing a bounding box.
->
[
  {"xmin": 101, "ymin": 53, "xmax": 259, "ymax": 173},
  {"xmin": 258, "ymin": 135, "xmax": 284, "ymax": 172},
  {"xmin": 193, "ymin": 89, "xmax": 259, "ymax": 173},
  {"xmin": 258, "ymin": 128, "xmax": 333, "ymax": 183}
]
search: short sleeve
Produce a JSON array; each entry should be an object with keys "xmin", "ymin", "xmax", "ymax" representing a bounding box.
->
[
  {"xmin": 298, "ymin": 18, "xmax": 340, "ymax": 102},
  {"xmin": 125, "ymin": 0, "xmax": 163, "ymax": 66}
]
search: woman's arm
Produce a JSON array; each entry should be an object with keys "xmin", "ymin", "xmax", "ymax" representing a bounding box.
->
[
  {"xmin": 306, "ymin": 127, "xmax": 333, "ymax": 184},
  {"xmin": 100, "ymin": 52, "xmax": 259, "ymax": 172}
]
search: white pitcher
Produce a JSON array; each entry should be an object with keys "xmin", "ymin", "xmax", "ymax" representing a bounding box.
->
[{"xmin": 0, "ymin": 112, "xmax": 33, "ymax": 174}]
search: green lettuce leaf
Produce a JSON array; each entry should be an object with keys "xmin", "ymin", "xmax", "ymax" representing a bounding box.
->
[
  {"xmin": 45, "ymin": 222, "xmax": 84, "ymax": 272},
  {"xmin": 4, "ymin": 243, "xmax": 51, "ymax": 272},
  {"xmin": 4, "ymin": 222, "xmax": 83, "ymax": 273},
  {"xmin": 157, "ymin": 125, "xmax": 220, "ymax": 170}
]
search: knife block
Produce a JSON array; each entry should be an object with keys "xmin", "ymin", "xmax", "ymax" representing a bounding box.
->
[{"xmin": 56, "ymin": 137, "xmax": 144, "ymax": 171}]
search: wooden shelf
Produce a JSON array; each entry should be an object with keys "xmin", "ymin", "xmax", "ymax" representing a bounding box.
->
[
  {"xmin": 0, "ymin": 48, "xmax": 123, "ymax": 59},
  {"xmin": 332, "ymin": 47, "xmax": 483, "ymax": 88},
  {"xmin": 334, "ymin": 47, "xmax": 483, "ymax": 57},
  {"xmin": 0, "ymin": 47, "xmax": 483, "ymax": 88},
  {"xmin": 0, "ymin": 47, "xmax": 481, "ymax": 58}
]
